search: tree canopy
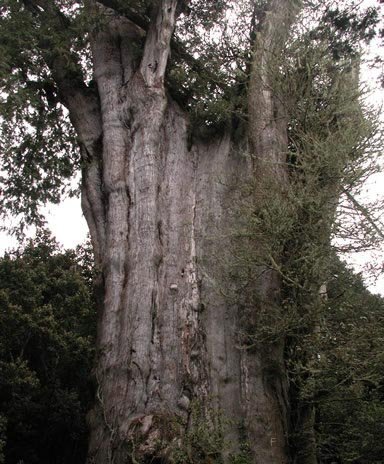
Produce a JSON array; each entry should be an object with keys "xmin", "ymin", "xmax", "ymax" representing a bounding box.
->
[{"xmin": 0, "ymin": 0, "xmax": 382, "ymax": 230}]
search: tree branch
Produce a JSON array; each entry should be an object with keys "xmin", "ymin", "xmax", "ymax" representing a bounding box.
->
[
  {"xmin": 343, "ymin": 190, "xmax": 384, "ymax": 240},
  {"xmin": 140, "ymin": 0, "xmax": 179, "ymax": 87},
  {"xmin": 95, "ymin": 0, "xmax": 229, "ymax": 94}
]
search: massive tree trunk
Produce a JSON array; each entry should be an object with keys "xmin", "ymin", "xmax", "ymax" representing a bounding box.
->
[{"xmin": 56, "ymin": 0, "xmax": 301, "ymax": 462}]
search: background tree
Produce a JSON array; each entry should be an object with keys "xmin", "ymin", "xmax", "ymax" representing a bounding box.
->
[
  {"xmin": 0, "ymin": 1, "xmax": 382, "ymax": 463},
  {"xmin": 0, "ymin": 231, "xmax": 96, "ymax": 464},
  {"xmin": 315, "ymin": 258, "xmax": 384, "ymax": 464}
]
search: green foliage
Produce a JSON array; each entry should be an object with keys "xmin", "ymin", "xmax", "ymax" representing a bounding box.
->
[
  {"xmin": 170, "ymin": 401, "xmax": 224, "ymax": 464},
  {"xmin": 228, "ymin": 442, "xmax": 253, "ymax": 464},
  {"xmin": 0, "ymin": 0, "xmax": 381, "ymax": 229},
  {"xmin": 314, "ymin": 3, "xmax": 380, "ymax": 61},
  {"xmin": 223, "ymin": 4, "xmax": 384, "ymax": 460},
  {"xmin": 0, "ymin": 0, "xmax": 87, "ymax": 230},
  {"xmin": 314, "ymin": 260, "xmax": 384, "ymax": 463},
  {"xmin": 229, "ymin": 0, "xmax": 383, "ymax": 339},
  {"xmin": 0, "ymin": 230, "xmax": 96, "ymax": 464},
  {"xmin": 185, "ymin": 403, "xmax": 224, "ymax": 463},
  {"xmin": 169, "ymin": 0, "xmax": 252, "ymax": 131},
  {"xmin": 169, "ymin": 405, "xmax": 253, "ymax": 464}
]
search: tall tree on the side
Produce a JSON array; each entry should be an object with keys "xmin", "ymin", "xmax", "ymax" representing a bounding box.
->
[{"xmin": 0, "ymin": 1, "xmax": 381, "ymax": 462}]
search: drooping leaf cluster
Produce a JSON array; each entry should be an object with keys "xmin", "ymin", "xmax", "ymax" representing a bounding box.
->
[{"xmin": 0, "ymin": 231, "xmax": 96, "ymax": 464}]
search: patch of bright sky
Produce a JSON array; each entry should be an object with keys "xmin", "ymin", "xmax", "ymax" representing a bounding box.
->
[{"xmin": 0, "ymin": 190, "xmax": 88, "ymax": 253}]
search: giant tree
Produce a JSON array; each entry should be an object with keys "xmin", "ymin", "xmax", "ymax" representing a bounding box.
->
[{"xmin": 0, "ymin": 0, "xmax": 381, "ymax": 463}]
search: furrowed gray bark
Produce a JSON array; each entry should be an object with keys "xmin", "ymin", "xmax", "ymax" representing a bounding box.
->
[{"xmin": 36, "ymin": 0, "xmax": 306, "ymax": 461}]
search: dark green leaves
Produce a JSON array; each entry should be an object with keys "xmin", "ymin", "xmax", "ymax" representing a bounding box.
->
[
  {"xmin": 319, "ymin": 5, "xmax": 380, "ymax": 60},
  {"xmin": 316, "ymin": 260, "xmax": 384, "ymax": 463},
  {"xmin": 0, "ymin": 231, "xmax": 96, "ymax": 464}
]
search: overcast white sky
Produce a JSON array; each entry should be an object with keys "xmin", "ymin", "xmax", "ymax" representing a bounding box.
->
[
  {"xmin": 0, "ymin": 0, "xmax": 383, "ymax": 294},
  {"xmin": 0, "ymin": 195, "xmax": 88, "ymax": 251}
]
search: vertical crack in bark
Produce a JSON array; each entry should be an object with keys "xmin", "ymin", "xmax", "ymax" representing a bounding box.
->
[
  {"xmin": 81, "ymin": 146, "xmax": 106, "ymax": 265},
  {"xmin": 150, "ymin": 289, "xmax": 158, "ymax": 345},
  {"xmin": 180, "ymin": 148, "xmax": 211, "ymax": 410}
]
